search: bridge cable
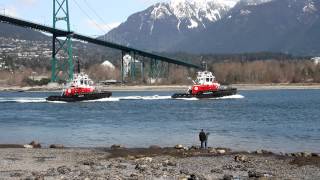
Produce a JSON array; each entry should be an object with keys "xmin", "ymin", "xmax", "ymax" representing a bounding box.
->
[
  {"xmin": 82, "ymin": 0, "xmax": 113, "ymax": 32},
  {"xmin": 71, "ymin": 0, "xmax": 108, "ymax": 38},
  {"xmin": 81, "ymin": 0, "xmax": 115, "ymax": 41}
]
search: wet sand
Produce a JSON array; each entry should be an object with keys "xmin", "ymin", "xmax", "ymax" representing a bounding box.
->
[{"xmin": 0, "ymin": 146, "xmax": 319, "ymax": 179}]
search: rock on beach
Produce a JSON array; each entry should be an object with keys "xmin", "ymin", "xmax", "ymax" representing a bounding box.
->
[{"xmin": 49, "ymin": 144, "xmax": 64, "ymax": 149}]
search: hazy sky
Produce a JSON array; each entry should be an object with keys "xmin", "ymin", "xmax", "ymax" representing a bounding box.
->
[{"xmin": 0, "ymin": 0, "xmax": 169, "ymax": 36}]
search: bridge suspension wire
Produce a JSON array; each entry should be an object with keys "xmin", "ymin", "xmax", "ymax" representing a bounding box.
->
[
  {"xmin": 71, "ymin": 0, "xmax": 109, "ymax": 38},
  {"xmin": 0, "ymin": 14, "xmax": 200, "ymax": 69},
  {"xmin": 82, "ymin": 0, "xmax": 113, "ymax": 32}
]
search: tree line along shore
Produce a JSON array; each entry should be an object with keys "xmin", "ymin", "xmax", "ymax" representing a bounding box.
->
[
  {"xmin": 0, "ymin": 84, "xmax": 320, "ymax": 93},
  {"xmin": 1, "ymin": 51, "xmax": 320, "ymax": 87}
]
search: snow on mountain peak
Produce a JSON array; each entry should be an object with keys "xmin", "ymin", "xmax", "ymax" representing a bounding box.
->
[
  {"xmin": 151, "ymin": 0, "xmax": 239, "ymax": 29},
  {"xmin": 239, "ymin": 0, "xmax": 273, "ymax": 6},
  {"xmin": 151, "ymin": 3, "xmax": 172, "ymax": 20},
  {"xmin": 147, "ymin": 0, "xmax": 274, "ymax": 32},
  {"xmin": 170, "ymin": 0, "xmax": 239, "ymax": 8}
]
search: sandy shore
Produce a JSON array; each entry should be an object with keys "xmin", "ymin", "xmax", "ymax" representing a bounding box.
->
[
  {"xmin": 0, "ymin": 146, "xmax": 319, "ymax": 180},
  {"xmin": 1, "ymin": 84, "xmax": 320, "ymax": 92}
]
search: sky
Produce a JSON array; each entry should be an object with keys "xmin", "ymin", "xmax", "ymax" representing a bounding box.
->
[{"xmin": 0, "ymin": 0, "xmax": 169, "ymax": 36}]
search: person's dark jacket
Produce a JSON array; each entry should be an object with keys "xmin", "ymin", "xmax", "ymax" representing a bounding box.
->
[{"xmin": 199, "ymin": 132, "xmax": 206, "ymax": 142}]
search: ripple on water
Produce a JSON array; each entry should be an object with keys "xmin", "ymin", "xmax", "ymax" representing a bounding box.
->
[{"xmin": 0, "ymin": 90, "xmax": 319, "ymax": 153}]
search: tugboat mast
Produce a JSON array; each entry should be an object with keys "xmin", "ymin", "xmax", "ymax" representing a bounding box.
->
[
  {"xmin": 200, "ymin": 56, "xmax": 207, "ymax": 71},
  {"xmin": 77, "ymin": 58, "xmax": 81, "ymax": 74}
]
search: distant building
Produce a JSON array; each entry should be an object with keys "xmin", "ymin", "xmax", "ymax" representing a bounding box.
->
[
  {"xmin": 122, "ymin": 55, "xmax": 141, "ymax": 78},
  {"xmin": 311, "ymin": 57, "xmax": 320, "ymax": 65}
]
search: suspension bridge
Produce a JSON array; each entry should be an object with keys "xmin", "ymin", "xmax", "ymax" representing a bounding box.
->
[{"xmin": 0, "ymin": 0, "xmax": 200, "ymax": 83}]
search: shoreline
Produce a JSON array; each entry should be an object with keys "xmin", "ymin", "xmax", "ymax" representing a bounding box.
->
[
  {"xmin": 1, "ymin": 83, "xmax": 320, "ymax": 92},
  {"xmin": 0, "ymin": 145, "xmax": 319, "ymax": 179}
]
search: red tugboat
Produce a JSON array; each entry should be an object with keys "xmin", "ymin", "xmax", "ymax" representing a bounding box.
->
[
  {"xmin": 46, "ymin": 63, "xmax": 112, "ymax": 102},
  {"xmin": 172, "ymin": 68, "xmax": 237, "ymax": 99}
]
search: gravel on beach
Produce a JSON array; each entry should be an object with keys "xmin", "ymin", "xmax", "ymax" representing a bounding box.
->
[{"xmin": 0, "ymin": 146, "xmax": 319, "ymax": 180}]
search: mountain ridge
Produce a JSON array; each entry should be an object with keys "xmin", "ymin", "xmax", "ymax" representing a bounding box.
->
[
  {"xmin": 0, "ymin": 23, "xmax": 48, "ymax": 41},
  {"xmin": 175, "ymin": 0, "xmax": 320, "ymax": 54},
  {"xmin": 1, "ymin": 0, "xmax": 320, "ymax": 56},
  {"xmin": 106, "ymin": 0, "xmax": 320, "ymax": 56},
  {"xmin": 105, "ymin": 0, "xmax": 237, "ymax": 51}
]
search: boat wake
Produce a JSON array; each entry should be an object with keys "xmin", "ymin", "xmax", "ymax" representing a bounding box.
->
[
  {"xmin": 47, "ymin": 101, "xmax": 68, "ymax": 104},
  {"xmin": 86, "ymin": 97, "xmax": 120, "ymax": 102},
  {"xmin": 174, "ymin": 94, "xmax": 245, "ymax": 100},
  {"xmin": 118, "ymin": 95, "xmax": 172, "ymax": 100},
  {"xmin": 174, "ymin": 97, "xmax": 199, "ymax": 101},
  {"xmin": 0, "ymin": 97, "xmax": 47, "ymax": 103},
  {"xmin": 214, "ymin": 94, "xmax": 245, "ymax": 99},
  {"xmin": 0, "ymin": 94, "xmax": 244, "ymax": 103}
]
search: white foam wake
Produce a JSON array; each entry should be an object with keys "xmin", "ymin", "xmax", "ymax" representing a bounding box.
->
[
  {"xmin": 47, "ymin": 101, "xmax": 68, "ymax": 104},
  {"xmin": 175, "ymin": 97, "xmax": 199, "ymax": 101},
  {"xmin": 0, "ymin": 94, "xmax": 244, "ymax": 103},
  {"xmin": 0, "ymin": 97, "xmax": 47, "ymax": 103},
  {"xmin": 86, "ymin": 97, "xmax": 120, "ymax": 102},
  {"xmin": 214, "ymin": 94, "xmax": 245, "ymax": 99},
  {"xmin": 118, "ymin": 95, "xmax": 172, "ymax": 100},
  {"xmin": 174, "ymin": 94, "xmax": 245, "ymax": 101}
]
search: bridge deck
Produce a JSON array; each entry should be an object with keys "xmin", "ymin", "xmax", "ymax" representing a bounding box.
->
[{"xmin": 0, "ymin": 14, "xmax": 200, "ymax": 69}]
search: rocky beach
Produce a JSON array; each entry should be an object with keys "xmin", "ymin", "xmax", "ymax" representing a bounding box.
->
[{"xmin": 0, "ymin": 144, "xmax": 319, "ymax": 180}]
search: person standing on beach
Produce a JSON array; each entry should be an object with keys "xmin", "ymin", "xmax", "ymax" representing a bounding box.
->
[{"xmin": 199, "ymin": 129, "xmax": 206, "ymax": 149}]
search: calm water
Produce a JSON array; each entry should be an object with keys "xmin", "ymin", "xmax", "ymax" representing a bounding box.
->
[{"xmin": 0, "ymin": 90, "xmax": 319, "ymax": 153}]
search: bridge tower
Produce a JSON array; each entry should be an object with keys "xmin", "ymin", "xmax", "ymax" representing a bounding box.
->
[{"xmin": 51, "ymin": 0, "xmax": 73, "ymax": 82}]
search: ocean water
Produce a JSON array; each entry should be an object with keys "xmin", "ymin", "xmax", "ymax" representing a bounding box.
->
[{"xmin": 0, "ymin": 90, "xmax": 319, "ymax": 153}]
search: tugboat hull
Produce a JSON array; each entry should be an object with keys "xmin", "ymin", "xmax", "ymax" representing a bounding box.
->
[
  {"xmin": 172, "ymin": 88, "xmax": 237, "ymax": 99},
  {"xmin": 46, "ymin": 91, "xmax": 112, "ymax": 102}
]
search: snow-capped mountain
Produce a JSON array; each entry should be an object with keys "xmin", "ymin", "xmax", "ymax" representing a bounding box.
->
[
  {"xmin": 106, "ymin": 0, "xmax": 241, "ymax": 51},
  {"xmin": 106, "ymin": 0, "xmax": 320, "ymax": 55},
  {"xmin": 176, "ymin": 0, "xmax": 320, "ymax": 54},
  {"xmin": 163, "ymin": 0, "xmax": 238, "ymax": 29}
]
